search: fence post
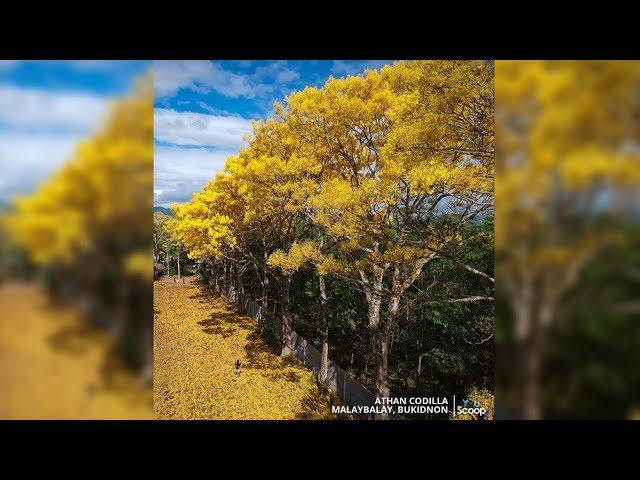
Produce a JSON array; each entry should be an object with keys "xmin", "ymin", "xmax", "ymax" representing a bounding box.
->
[
  {"xmin": 301, "ymin": 337, "xmax": 306, "ymax": 364},
  {"xmin": 343, "ymin": 370, "xmax": 347, "ymax": 405}
]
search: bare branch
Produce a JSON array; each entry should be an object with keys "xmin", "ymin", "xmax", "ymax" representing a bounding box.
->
[
  {"xmin": 464, "ymin": 333, "xmax": 494, "ymax": 345},
  {"xmin": 453, "ymin": 260, "xmax": 495, "ymax": 283},
  {"xmin": 445, "ymin": 296, "xmax": 494, "ymax": 303}
]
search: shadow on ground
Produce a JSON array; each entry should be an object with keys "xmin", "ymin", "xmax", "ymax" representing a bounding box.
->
[
  {"xmin": 295, "ymin": 389, "xmax": 335, "ymax": 420},
  {"xmin": 45, "ymin": 309, "xmax": 151, "ymax": 409},
  {"xmin": 195, "ymin": 282, "xmax": 334, "ymax": 417},
  {"xmin": 153, "ymin": 276, "xmax": 335, "ymax": 419},
  {"xmin": 46, "ymin": 322, "xmax": 102, "ymax": 355},
  {"xmin": 1, "ymin": 282, "xmax": 152, "ymax": 418},
  {"xmin": 197, "ymin": 311, "xmax": 255, "ymax": 337}
]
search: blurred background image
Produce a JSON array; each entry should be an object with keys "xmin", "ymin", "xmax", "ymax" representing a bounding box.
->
[
  {"xmin": 2, "ymin": 59, "xmax": 638, "ymax": 421},
  {"xmin": 0, "ymin": 60, "xmax": 153, "ymax": 419},
  {"xmin": 496, "ymin": 61, "xmax": 640, "ymax": 419}
]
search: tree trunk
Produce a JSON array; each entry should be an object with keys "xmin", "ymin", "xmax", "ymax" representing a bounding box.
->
[
  {"xmin": 371, "ymin": 326, "xmax": 389, "ymax": 398},
  {"xmin": 236, "ymin": 266, "xmax": 244, "ymax": 295},
  {"xmin": 511, "ymin": 279, "xmax": 544, "ymax": 420},
  {"xmin": 280, "ymin": 275, "xmax": 293, "ymax": 358},
  {"xmin": 176, "ymin": 252, "xmax": 181, "ymax": 280},
  {"xmin": 372, "ymin": 291, "xmax": 400, "ymax": 420},
  {"xmin": 520, "ymin": 338, "xmax": 542, "ymax": 420},
  {"xmin": 370, "ymin": 324, "xmax": 391, "ymax": 418},
  {"xmin": 521, "ymin": 300, "xmax": 553, "ymax": 420},
  {"xmin": 364, "ymin": 271, "xmax": 390, "ymax": 419},
  {"xmin": 222, "ymin": 261, "xmax": 228, "ymax": 295},
  {"xmin": 261, "ymin": 268, "xmax": 269, "ymax": 311},
  {"xmin": 229, "ymin": 262, "xmax": 236, "ymax": 302},
  {"xmin": 261, "ymin": 236, "xmax": 270, "ymax": 312},
  {"xmin": 318, "ymin": 275, "xmax": 329, "ymax": 385}
]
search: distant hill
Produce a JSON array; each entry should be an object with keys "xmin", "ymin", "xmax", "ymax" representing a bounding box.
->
[{"xmin": 153, "ymin": 206, "xmax": 174, "ymax": 216}]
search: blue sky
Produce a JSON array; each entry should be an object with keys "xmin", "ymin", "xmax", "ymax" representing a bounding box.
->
[
  {"xmin": 153, "ymin": 60, "xmax": 393, "ymax": 207},
  {"xmin": 0, "ymin": 60, "xmax": 151, "ymax": 204}
]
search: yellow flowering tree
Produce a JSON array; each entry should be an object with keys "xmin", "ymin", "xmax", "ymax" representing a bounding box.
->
[
  {"xmin": 169, "ymin": 61, "xmax": 494, "ymax": 414},
  {"xmin": 6, "ymin": 73, "xmax": 154, "ymax": 379},
  {"xmin": 268, "ymin": 239, "xmax": 343, "ymax": 381},
  {"xmin": 282, "ymin": 61, "xmax": 494, "ymax": 409},
  {"xmin": 496, "ymin": 61, "xmax": 640, "ymax": 419},
  {"xmin": 171, "ymin": 117, "xmax": 320, "ymax": 357}
]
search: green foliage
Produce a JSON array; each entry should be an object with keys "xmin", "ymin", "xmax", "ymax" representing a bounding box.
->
[
  {"xmin": 280, "ymin": 218, "xmax": 494, "ymax": 417},
  {"xmin": 154, "ymin": 263, "xmax": 166, "ymax": 280},
  {"xmin": 258, "ymin": 315, "xmax": 283, "ymax": 351},
  {"xmin": 497, "ymin": 223, "xmax": 640, "ymax": 418},
  {"xmin": 177, "ymin": 61, "xmax": 495, "ymax": 417}
]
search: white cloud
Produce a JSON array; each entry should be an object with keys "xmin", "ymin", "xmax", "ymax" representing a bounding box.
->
[
  {"xmin": 154, "ymin": 107, "xmax": 253, "ymax": 206},
  {"xmin": 154, "ymin": 108, "xmax": 252, "ymax": 148},
  {"xmin": 254, "ymin": 61, "xmax": 300, "ymax": 84},
  {"xmin": 154, "ymin": 61, "xmax": 256, "ymax": 99},
  {"xmin": 0, "ymin": 85, "xmax": 108, "ymax": 131},
  {"xmin": 0, "ymin": 84, "xmax": 109, "ymax": 201},
  {"xmin": 152, "ymin": 61, "xmax": 305, "ymax": 205},
  {"xmin": 154, "ymin": 145, "xmax": 234, "ymax": 207},
  {"xmin": 196, "ymin": 101, "xmax": 236, "ymax": 116},
  {"xmin": 331, "ymin": 60, "xmax": 393, "ymax": 77},
  {"xmin": 154, "ymin": 60, "xmax": 302, "ymax": 100},
  {"xmin": 0, "ymin": 132, "xmax": 83, "ymax": 201}
]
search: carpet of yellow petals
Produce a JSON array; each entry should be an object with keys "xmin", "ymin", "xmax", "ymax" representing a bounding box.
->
[
  {"xmin": 153, "ymin": 276, "xmax": 336, "ymax": 419},
  {"xmin": 0, "ymin": 282, "xmax": 152, "ymax": 419}
]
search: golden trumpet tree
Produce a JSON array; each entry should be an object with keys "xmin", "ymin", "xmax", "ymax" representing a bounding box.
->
[
  {"xmin": 172, "ymin": 117, "xmax": 321, "ymax": 357},
  {"xmin": 284, "ymin": 61, "xmax": 494, "ymax": 407},
  {"xmin": 170, "ymin": 170, "xmax": 248, "ymax": 299},
  {"xmin": 172, "ymin": 172, "xmax": 242, "ymax": 261},
  {"xmin": 496, "ymin": 60, "xmax": 640, "ymax": 419},
  {"xmin": 6, "ymin": 72, "xmax": 154, "ymax": 379},
  {"xmin": 268, "ymin": 238, "xmax": 343, "ymax": 382},
  {"xmin": 153, "ymin": 212, "xmax": 172, "ymax": 276},
  {"xmin": 170, "ymin": 61, "xmax": 494, "ymax": 413},
  {"xmin": 9, "ymin": 73, "xmax": 154, "ymax": 270},
  {"xmin": 229, "ymin": 119, "xmax": 322, "ymax": 356}
]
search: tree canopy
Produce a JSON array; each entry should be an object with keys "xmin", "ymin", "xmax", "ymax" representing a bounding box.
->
[{"xmin": 167, "ymin": 61, "xmax": 495, "ymax": 416}]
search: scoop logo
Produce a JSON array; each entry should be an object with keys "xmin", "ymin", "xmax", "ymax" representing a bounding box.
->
[{"xmin": 456, "ymin": 398, "xmax": 487, "ymax": 417}]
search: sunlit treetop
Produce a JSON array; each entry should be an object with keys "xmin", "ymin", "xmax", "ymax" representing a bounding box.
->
[
  {"xmin": 8, "ymin": 71, "xmax": 153, "ymax": 267},
  {"xmin": 171, "ymin": 61, "xmax": 493, "ymax": 285},
  {"xmin": 496, "ymin": 61, "xmax": 640, "ymax": 294},
  {"xmin": 267, "ymin": 240, "xmax": 343, "ymax": 277}
]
